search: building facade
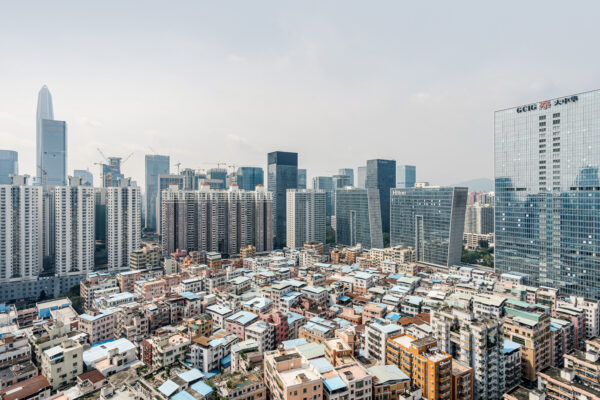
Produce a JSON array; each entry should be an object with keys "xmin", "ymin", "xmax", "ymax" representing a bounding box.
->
[
  {"xmin": 495, "ymin": 90, "xmax": 600, "ymax": 298},
  {"xmin": 335, "ymin": 188, "xmax": 383, "ymax": 249},
  {"xmin": 390, "ymin": 186, "xmax": 467, "ymax": 266},
  {"xmin": 237, "ymin": 167, "xmax": 264, "ymax": 191},
  {"xmin": 54, "ymin": 177, "xmax": 95, "ymax": 277},
  {"xmin": 268, "ymin": 151, "xmax": 298, "ymax": 248},
  {"xmin": 366, "ymin": 159, "xmax": 396, "ymax": 233},
  {"xmin": 105, "ymin": 178, "xmax": 141, "ymax": 270},
  {"xmin": 396, "ymin": 165, "xmax": 416, "ymax": 189},
  {"xmin": 286, "ymin": 189, "xmax": 326, "ymax": 249},
  {"xmin": 0, "ymin": 150, "xmax": 18, "ymax": 185},
  {"xmin": 144, "ymin": 154, "xmax": 170, "ymax": 232},
  {"xmin": 0, "ymin": 176, "xmax": 43, "ymax": 283}
]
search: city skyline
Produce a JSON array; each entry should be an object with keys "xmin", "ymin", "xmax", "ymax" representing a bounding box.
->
[{"xmin": 3, "ymin": 2, "xmax": 600, "ymax": 190}]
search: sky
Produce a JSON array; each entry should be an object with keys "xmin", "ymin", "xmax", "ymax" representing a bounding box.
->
[{"xmin": 1, "ymin": 1, "xmax": 600, "ymax": 189}]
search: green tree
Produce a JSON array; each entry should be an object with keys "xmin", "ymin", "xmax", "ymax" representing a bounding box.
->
[{"xmin": 326, "ymin": 226, "xmax": 336, "ymax": 245}]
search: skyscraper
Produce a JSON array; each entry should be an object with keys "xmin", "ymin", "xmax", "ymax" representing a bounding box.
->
[
  {"xmin": 335, "ymin": 187, "xmax": 383, "ymax": 249},
  {"xmin": 396, "ymin": 165, "xmax": 416, "ymax": 188},
  {"xmin": 54, "ymin": 176, "xmax": 95, "ymax": 277},
  {"xmin": 366, "ymin": 159, "xmax": 396, "ymax": 233},
  {"xmin": 0, "ymin": 175, "xmax": 43, "ymax": 283},
  {"xmin": 208, "ymin": 168, "xmax": 227, "ymax": 189},
  {"xmin": 0, "ymin": 150, "xmax": 18, "ymax": 184},
  {"xmin": 73, "ymin": 169, "xmax": 93, "ymax": 186},
  {"xmin": 39, "ymin": 120, "xmax": 67, "ymax": 186},
  {"xmin": 338, "ymin": 168, "xmax": 354, "ymax": 187},
  {"xmin": 495, "ymin": 90, "xmax": 600, "ymax": 298},
  {"xmin": 357, "ymin": 166, "xmax": 367, "ymax": 189},
  {"xmin": 312, "ymin": 176, "xmax": 335, "ymax": 224},
  {"xmin": 297, "ymin": 169, "xmax": 307, "ymax": 189},
  {"xmin": 145, "ymin": 154, "xmax": 170, "ymax": 232},
  {"xmin": 390, "ymin": 186, "xmax": 467, "ymax": 266},
  {"xmin": 36, "ymin": 85, "xmax": 54, "ymax": 184},
  {"xmin": 268, "ymin": 151, "xmax": 298, "ymax": 248},
  {"xmin": 105, "ymin": 178, "xmax": 141, "ymax": 270},
  {"xmin": 286, "ymin": 189, "xmax": 326, "ymax": 249},
  {"xmin": 237, "ymin": 167, "xmax": 264, "ymax": 191}
]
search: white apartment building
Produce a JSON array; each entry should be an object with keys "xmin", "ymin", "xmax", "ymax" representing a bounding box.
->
[
  {"xmin": 105, "ymin": 178, "xmax": 141, "ymax": 270},
  {"xmin": 0, "ymin": 176, "xmax": 43, "ymax": 283},
  {"xmin": 286, "ymin": 189, "xmax": 326, "ymax": 249},
  {"xmin": 364, "ymin": 322, "xmax": 403, "ymax": 365},
  {"xmin": 41, "ymin": 338, "xmax": 84, "ymax": 389},
  {"xmin": 54, "ymin": 176, "xmax": 95, "ymax": 277},
  {"xmin": 245, "ymin": 320, "xmax": 275, "ymax": 353}
]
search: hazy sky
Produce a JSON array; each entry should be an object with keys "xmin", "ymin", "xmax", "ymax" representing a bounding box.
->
[{"xmin": 2, "ymin": 1, "xmax": 600, "ymax": 189}]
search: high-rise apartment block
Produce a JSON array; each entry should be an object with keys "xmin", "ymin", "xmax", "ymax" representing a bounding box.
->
[
  {"xmin": 396, "ymin": 165, "xmax": 416, "ymax": 188},
  {"xmin": 161, "ymin": 185, "xmax": 273, "ymax": 256},
  {"xmin": 0, "ymin": 150, "xmax": 18, "ymax": 185},
  {"xmin": 144, "ymin": 154, "xmax": 169, "ymax": 232},
  {"xmin": 105, "ymin": 178, "xmax": 141, "ymax": 270},
  {"xmin": 312, "ymin": 176, "xmax": 335, "ymax": 224},
  {"xmin": 335, "ymin": 187, "xmax": 383, "ymax": 249},
  {"xmin": 464, "ymin": 203, "xmax": 494, "ymax": 234},
  {"xmin": 237, "ymin": 167, "xmax": 264, "ymax": 191},
  {"xmin": 495, "ymin": 90, "xmax": 600, "ymax": 298},
  {"xmin": 0, "ymin": 176, "xmax": 43, "ymax": 283},
  {"xmin": 286, "ymin": 189, "xmax": 326, "ymax": 249},
  {"xmin": 390, "ymin": 186, "xmax": 467, "ymax": 266},
  {"xmin": 268, "ymin": 151, "xmax": 298, "ymax": 248},
  {"xmin": 54, "ymin": 176, "xmax": 95, "ymax": 277},
  {"xmin": 366, "ymin": 159, "xmax": 396, "ymax": 233}
]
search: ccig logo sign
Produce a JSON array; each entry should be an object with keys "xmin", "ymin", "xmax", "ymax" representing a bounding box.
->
[{"xmin": 517, "ymin": 95, "xmax": 579, "ymax": 113}]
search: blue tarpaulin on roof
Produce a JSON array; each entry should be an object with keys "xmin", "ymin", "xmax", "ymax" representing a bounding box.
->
[{"xmin": 221, "ymin": 354, "xmax": 231, "ymax": 367}]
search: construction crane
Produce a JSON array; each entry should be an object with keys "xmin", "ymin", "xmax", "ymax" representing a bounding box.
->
[
  {"xmin": 37, "ymin": 166, "xmax": 47, "ymax": 185},
  {"xmin": 121, "ymin": 152, "xmax": 134, "ymax": 166},
  {"xmin": 148, "ymin": 146, "xmax": 157, "ymax": 155},
  {"xmin": 96, "ymin": 148, "xmax": 109, "ymax": 163},
  {"xmin": 174, "ymin": 162, "xmax": 181, "ymax": 174}
]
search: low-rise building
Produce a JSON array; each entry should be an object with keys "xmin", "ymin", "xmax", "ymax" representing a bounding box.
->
[{"xmin": 40, "ymin": 339, "xmax": 83, "ymax": 389}]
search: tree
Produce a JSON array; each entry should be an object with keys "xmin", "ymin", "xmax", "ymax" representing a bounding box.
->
[
  {"xmin": 326, "ymin": 226, "xmax": 336, "ymax": 245},
  {"xmin": 383, "ymin": 232, "xmax": 390, "ymax": 248}
]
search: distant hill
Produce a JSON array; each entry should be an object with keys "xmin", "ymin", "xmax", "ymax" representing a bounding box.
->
[{"xmin": 451, "ymin": 178, "xmax": 493, "ymax": 192}]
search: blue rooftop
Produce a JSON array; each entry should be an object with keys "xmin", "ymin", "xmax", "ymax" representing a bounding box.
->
[
  {"xmin": 178, "ymin": 368, "xmax": 204, "ymax": 383},
  {"xmin": 324, "ymin": 377, "xmax": 347, "ymax": 391},
  {"xmin": 172, "ymin": 391, "xmax": 195, "ymax": 400},
  {"xmin": 226, "ymin": 311, "xmax": 258, "ymax": 325},
  {"xmin": 158, "ymin": 379, "xmax": 179, "ymax": 397},
  {"xmin": 179, "ymin": 292, "xmax": 201, "ymax": 300},
  {"xmin": 191, "ymin": 381, "xmax": 214, "ymax": 397},
  {"xmin": 503, "ymin": 339, "xmax": 521, "ymax": 354},
  {"xmin": 282, "ymin": 338, "xmax": 308, "ymax": 348},
  {"xmin": 310, "ymin": 357, "xmax": 334, "ymax": 373}
]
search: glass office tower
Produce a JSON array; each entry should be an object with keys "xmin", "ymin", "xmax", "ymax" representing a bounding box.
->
[
  {"xmin": 357, "ymin": 166, "xmax": 367, "ymax": 188},
  {"xmin": 396, "ymin": 165, "xmax": 416, "ymax": 188},
  {"xmin": 495, "ymin": 90, "xmax": 600, "ymax": 298},
  {"xmin": 335, "ymin": 187, "xmax": 383, "ymax": 249},
  {"xmin": 338, "ymin": 168, "xmax": 354, "ymax": 187},
  {"xmin": 237, "ymin": 167, "xmax": 264, "ymax": 191},
  {"xmin": 145, "ymin": 154, "xmax": 170, "ymax": 231},
  {"xmin": 36, "ymin": 85, "xmax": 54, "ymax": 185},
  {"xmin": 297, "ymin": 169, "xmax": 307, "ymax": 189},
  {"xmin": 268, "ymin": 151, "xmax": 298, "ymax": 248},
  {"xmin": 0, "ymin": 150, "xmax": 18, "ymax": 184},
  {"xmin": 73, "ymin": 169, "xmax": 93, "ymax": 186},
  {"xmin": 39, "ymin": 119, "xmax": 67, "ymax": 186},
  {"xmin": 390, "ymin": 186, "xmax": 467, "ymax": 266},
  {"xmin": 313, "ymin": 176, "xmax": 335, "ymax": 224},
  {"xmin": 366, "ymin": 159, "xmax": 396, "ymax": 233}
]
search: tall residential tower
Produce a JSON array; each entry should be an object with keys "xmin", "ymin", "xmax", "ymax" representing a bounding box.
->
[{"xmin": 268, "ymin": 151, "xmax": 298, "ymax": 248}]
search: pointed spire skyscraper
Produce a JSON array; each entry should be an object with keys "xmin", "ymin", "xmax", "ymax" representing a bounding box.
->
[{"xmin": 36, "ymin": 85, "xmax": 66, "ymax": 186}]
